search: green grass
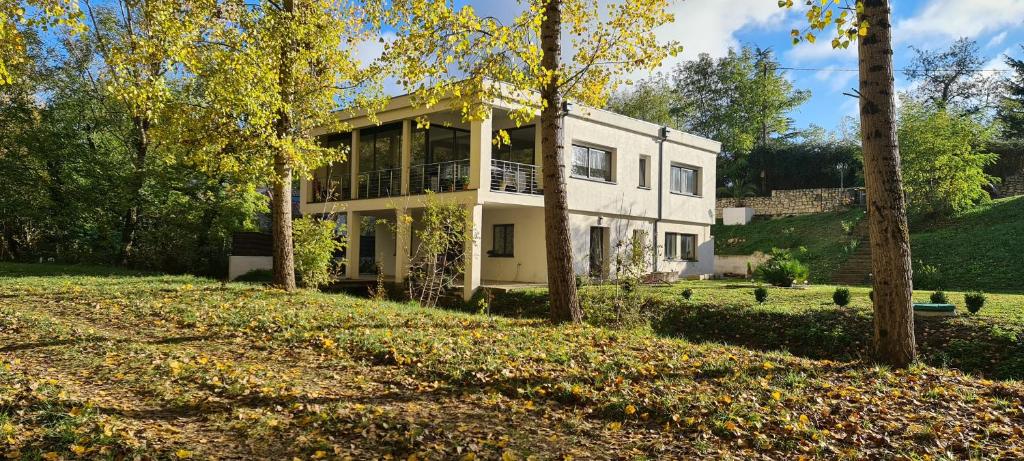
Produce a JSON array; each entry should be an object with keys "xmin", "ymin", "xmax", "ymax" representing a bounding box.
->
[
  {"xmin": 711, "ymin": 208, "xmax": 865, "ymax": 282},
  {"xmin": 2, "ymin": 263, "xmax": 1024, "ymax": 458},
  {"xmin": 492, "ymin": 280, "xmax": 1024, "ymax": 380},
  {"xmin": 911, "ymin": 196, "xmax": 1024, "ymax": 292},
  {"xmin": 711, "ymin": 196, "xmax": 1024, "ymax": 291}
]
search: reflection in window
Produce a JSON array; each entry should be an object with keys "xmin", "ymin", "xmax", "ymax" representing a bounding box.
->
[{"xmin": 492, "ymin": 126, "xmax": 535, "ymax": 164}]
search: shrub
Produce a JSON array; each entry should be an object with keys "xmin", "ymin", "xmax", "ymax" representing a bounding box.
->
[
  {"xmin": 832, "ymin": 287, "xmax": 851, "ymax": 307},
  {"xmin": 930, "ymin": 291, "xmax": 948, "ymax": 304},
  {"xmin": 913, "ymin": 261, "xmax": 942, "ymax": 290},
  {"xmin": 293, "ymin": 216, "xmax": 344, "ymax": 289},
  {"xmin": 868, "ymin": 290, "xmax": 874, "ymax": 302},
  {"xmin": 681, "ymin": 288, "xmax": 693, "ymax": 300},
  {"xmin": 964, "ymin": 292, "xmax": 986, "ymax": 314},
  {"xmin": 754, "ymin": 248, "xmax": 810, "ymax": 287},
  {"xmin": 754, "ymin": 286, "xmax": 768, "ymax": 304}
]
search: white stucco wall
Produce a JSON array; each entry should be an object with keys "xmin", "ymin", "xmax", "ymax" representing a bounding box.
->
[
  {"xmin": 228, "ymin": 256, "xmax": 273, "ymax": 281},
  {"xmin": 480, "ymin": 206, "xmax": 548, "ymax": 283}
]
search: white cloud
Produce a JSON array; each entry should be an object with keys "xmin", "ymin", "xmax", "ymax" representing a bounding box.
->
[
  {"xmin": 785, "ymin": 37, "xmax": 858, "ymax": 63},
  {"xmin": 986, "ymin": 31, "xmax": 1009, "ymax": 48},
  {"xmin": 654, "ymin": 0, "xmax": 790, "ymax": 64},
  {"xmin": 894, "ymin": 0, "xmax": 1024, "ymax": 43},
  {"xmin": 813, "ymin": 65, "xmax": 858, "ymax": 92}
]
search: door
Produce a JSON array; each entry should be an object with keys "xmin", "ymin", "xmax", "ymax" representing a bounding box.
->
[{"xmin": 589, "ymin": 227, "xmax": 607, "ymax": 279}]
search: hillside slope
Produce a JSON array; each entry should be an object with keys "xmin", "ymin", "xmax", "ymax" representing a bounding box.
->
[{"xmin": 712, "ymin": 196, "xmax": 1024, "ymax": 292}]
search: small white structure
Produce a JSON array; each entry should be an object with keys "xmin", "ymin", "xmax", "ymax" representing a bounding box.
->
[
  {"xmin": 228, "ymin": 255, "xmax": 273, "ymax": 280},
  {"xmin": 300, "ymin": 81, "xmax": 720, "ymax": 300},
  {"xmin": 722, "ymin": 207, "xmax": 755, "ymax": 225},
  {"xmin": 714, "ymin": 252, "xmax": 767, "ymax": 277}
]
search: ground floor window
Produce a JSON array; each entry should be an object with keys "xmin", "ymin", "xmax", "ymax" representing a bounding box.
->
[
  {"xmin": 665, "ymin": 232, "xmax": 697, "ymax": 261},
  {"xmin": 491, "ymin": 224, "xmax": 514, "ymax": 257}
]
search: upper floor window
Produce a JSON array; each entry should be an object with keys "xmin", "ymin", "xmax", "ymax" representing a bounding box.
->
[
  {"xmin": 572, "ymin": 145, "xmax": 612, "ymax": 182},
  {"xmin": 670, "ymin": 164, "xmax": 699, "ymax": 196},
  {"xmin": 638, "ymin": 155, "xmax": 651, "ymax": 189},
  {"xmin": 359, "ymin": 124, "xmax": 402, "ymax": 172},
  {"xmin": 492, "ymin": 126, "xmax": 535, "ymax": 165}
]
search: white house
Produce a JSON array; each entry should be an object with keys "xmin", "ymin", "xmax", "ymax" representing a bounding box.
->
[{"xmin": 300, "ymin": 87, "xmax": 719, "ymax": 300}]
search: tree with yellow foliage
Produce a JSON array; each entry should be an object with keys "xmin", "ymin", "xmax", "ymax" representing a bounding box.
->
[
  {"xmin": 1, "ymin": 0, "xmax": 82, "ymax": 84},
  {"xmin": 385, "ymin": 0, "xmax": 681, "ymax": 323}
]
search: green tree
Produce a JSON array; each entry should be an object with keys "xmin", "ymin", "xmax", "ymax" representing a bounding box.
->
[
  {"xmin": 998, "ymin": 46, "xmax": 1024, "ymax": 140},
  {"xmin": 784, "ymin": 0, "xmax": 916, "ymax": 368},
  {"xmin": 898, "ymin": 100, "xmax": 998, "ymax": 215},
  {"xmin": 386, "ymin": 0, "xmax": 680, "ymax": 323},
  {"xmin": 606, "ymin": 77, "xmax": 676, "ymax": 128}
]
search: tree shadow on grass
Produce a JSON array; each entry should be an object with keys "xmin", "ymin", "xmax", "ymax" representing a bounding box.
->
[{"xmin": 651, "ymin": 303, "xmax": 1024, "ymax": 380}]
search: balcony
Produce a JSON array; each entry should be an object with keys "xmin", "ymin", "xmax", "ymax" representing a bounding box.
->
[
  {"xmin": 358, "ymin": 168, "xmax": 401, "ymax": 199},
  {"xmin": 409, "ymin": 159, "xmax": 471, "ymax": 194},
  {"xmin": 490, "ymin": 159, "xmax": 542, "ymax": 195}
]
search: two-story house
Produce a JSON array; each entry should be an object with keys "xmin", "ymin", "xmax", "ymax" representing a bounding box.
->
[{"xmin": 300, "ymin": 88, "xmax": 719, "ymax": 300}]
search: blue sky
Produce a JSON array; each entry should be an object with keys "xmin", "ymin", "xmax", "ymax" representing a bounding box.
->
[{"xmin": 456, "ymin": 0, "xmax": 1024, "ymax": 134}]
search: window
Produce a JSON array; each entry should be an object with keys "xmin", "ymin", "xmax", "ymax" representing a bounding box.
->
[
  {"xmin": 309, "ymin": 133, "xmax": 352, "ymax": 203},
  {"xmin": 571, "ymin": 145, "xmax": 612, "ymax": 181},
  {"xmin": 491, "ymin": 224, "xmax": 514, "ymax": 257},
  {"xmin": 638, "ymin": 156, "xmax": 650, "ymax": 188},
  {"xmin": 492, "ymin": 126, "xmax": 536, "ymax": 164},
  {"xmin": 670, "ymin": 164, "xmax": 699, "ymax": 195},
  {"xmin": 665, "ymin": 233, "xmax": 697, "ymax": 261}
]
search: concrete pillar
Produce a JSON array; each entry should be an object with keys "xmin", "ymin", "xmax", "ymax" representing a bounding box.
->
[
  {"xmin": 400, "ymin": 120, "xmax": 412, "ymax": 195},
  {"xmin": 394, "ymin": 208, "xmax": 411, "ymax": 282},
  {"xmin": 345, "ymin": 210, "xmax": 361, "ymax": 278},
  {"xmin": 350, "ymin": 129, "xmax": 361, "ymax": 200},
  {"xmin": 462, "ymin": 203, "xmax": 483, "ymax": 301},
  {"xmin": 468, "ymin": 109, "xmax": 493, "ymax": 191}
]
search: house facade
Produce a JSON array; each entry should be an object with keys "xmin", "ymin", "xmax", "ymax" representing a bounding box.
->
[{"xmin": 300, "ymin": 90, "xmax": 719, "ymax": 300}]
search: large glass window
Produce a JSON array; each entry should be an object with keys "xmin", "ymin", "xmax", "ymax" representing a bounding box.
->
[
  {"xmin": 309, "ymin": 133, "xmax": 352, "ymax": 203},
  {"xmin": 492, "ymin": 126, "xmax": 535, "ymax": 164},
  {"xmin": 359, "ymin": 124, "xmax": 402, "ymax": 172},
  {"xmin": 571, "ymin": 145, "xmax": 612, "ymax": 181},
  {"xmin": 412, "ymin": 125, "xmax": 471, "ymax": 165},
  {"xmin": 670, "ymin": 164, "xmax": 699, "ymax": 195}
]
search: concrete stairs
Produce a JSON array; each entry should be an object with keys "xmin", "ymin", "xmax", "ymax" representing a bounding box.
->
[{"xmin": 831, "ymin": 220, "xmax": 872, "ymax": 286}]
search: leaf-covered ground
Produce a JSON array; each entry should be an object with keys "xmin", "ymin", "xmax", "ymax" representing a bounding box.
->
[{"xmin": 2, "ymin": 264, "xmax": 1024, "ymax": 459}]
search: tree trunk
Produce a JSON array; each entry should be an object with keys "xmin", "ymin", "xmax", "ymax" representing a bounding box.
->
[
  {"xmin": 540, "ymin": 0, "xmax": 582, "ymax": 324},
  {"xmin": 120, "ymin": 115, "xmax": 149, "ymax": 266},
  {"xmin": 272, "ymin": 0, "xmax": 297, "ymax": 291},
  {"xmin": 858, "ymin": 0, "xmax": 915, "ymax": 368}
]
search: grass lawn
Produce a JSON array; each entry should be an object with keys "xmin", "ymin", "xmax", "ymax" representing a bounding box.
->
[
  {"xmin": 710, "ymin": 196, "xmax": 1024, "ymax": 292},
  {"xmin": 711, "ymin": 208, "xmax": 865, "ymax": 283},
  {"xmin": 2, "ymin": 263, "xmax": 1024, "ymax": 459}
]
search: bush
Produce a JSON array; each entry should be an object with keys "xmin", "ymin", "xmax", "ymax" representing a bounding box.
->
[
  {"xmin": 681, "ymin": 288, "xmax": 693, "ymax": 300},
  {"xmin": 913, "ymin": 261, "xmax": 942, "ymax": 290},
  {"xmin": 832, "ymin": 287, "xmax": 851, "ymax": 307},
  {"xmin": 964, "ymin": 292, "xmax": 986, "ymax": 314},
  {"xmin": 930, "ymin": 291, "xmax": 948, "ymax": 304},
  {"xmin": 754, "ymin": 286, "xmax": 768, "ymax": 304},
  {"xmin": 754, "ymin": 248, "xmax": 810, "ymax": 287},
  {"xmin": 868, "ymin": 290, "xmax": 874, "ymax": 302},
  {"xmin": 293, "ymin": 216, "xmax": 344, "ymax": 289}
]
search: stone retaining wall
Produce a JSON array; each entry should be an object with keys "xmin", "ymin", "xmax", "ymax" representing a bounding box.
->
[
  {"xmin": 1000, "ymin": 174, "xmax": 1024, "ymax": 198},
  {"xmin": 716, "ymin": 187, "xmax": 863, "ymax": 219}
]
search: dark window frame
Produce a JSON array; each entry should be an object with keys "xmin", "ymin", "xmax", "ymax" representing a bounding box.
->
[
  {"xmin": 490, "ymin": 224, "xmax": 515, "ymax": 257},
  {"xmin": 571, "ymin": 144, "xmax": 613, "ymax": 182},
  {"xmin": 664, "ymin": 232, "xmax": 698, "ymax": 261}
]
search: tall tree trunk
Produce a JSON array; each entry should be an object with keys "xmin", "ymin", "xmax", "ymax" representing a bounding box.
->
[
  {"xmin": 540, "ymin": 0, "xmax": 582, "ymax": 324},
  {"xmin": 858, "ymin": 0, "xmax": 915, "ymax": 368},
  {"xmin": 272, "ymin": 0, "xmax": 297, "ymax": 291},
  {"xmin": 120, "ymin": 115, "xmax": 149, "ymax": 266}
]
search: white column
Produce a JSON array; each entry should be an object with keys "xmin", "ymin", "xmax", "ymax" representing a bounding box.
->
[
  {"xmin": 462, "ymin": 203, "xmax": 483, "ymax": 301},
  {"xmin": 350, "ymin": 129, "xmax": 361, "ymax": 200},
  {"xmin": 468, "ymin": 109, "xmax": 493, "ymax": 191},
  {"xmin": 345, "ymin": 210, "xmax": 361, "ymax": 279},
  {"xmin": 400, "ymin": 120, "xmax": 412, "ymax": 195},
  {"xmin": 394, "ymin": 208, "xmax": 411, "ymax": 282}
]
